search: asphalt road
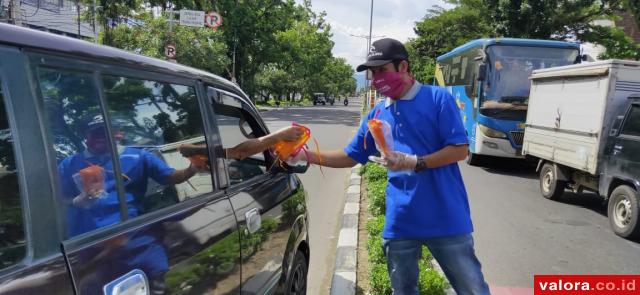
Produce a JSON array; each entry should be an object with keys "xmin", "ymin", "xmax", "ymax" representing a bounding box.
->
[
  {"xmin": 463, "ymin": 158, "xmax": 640, "ymax": 289},
  {"xmin": 260, "ymin": 97, "xmax": 362, "ymax": 295}
]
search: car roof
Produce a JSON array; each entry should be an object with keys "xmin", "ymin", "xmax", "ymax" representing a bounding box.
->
[{"xmin": 0, "ymin": 23, "xmax": 252, "ymax": 104}]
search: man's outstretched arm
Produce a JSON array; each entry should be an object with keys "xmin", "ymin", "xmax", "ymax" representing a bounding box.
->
[{"xmin": 304, "ymin": 150, "xmax": 358, "ymax": 168}]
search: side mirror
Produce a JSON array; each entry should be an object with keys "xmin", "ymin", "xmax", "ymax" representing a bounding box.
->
[
  {"xmin": 273, "ymin": 159, "xmax": 310, "ymax": 174},
  {"xmin": 609, "ymin": 115, "xmax": 624, "ymax": 136},
  {"xmin": 477, "ymin": 63, "xmax": 487, "ymax": 81},
  {"xmin": 582, "ymin": 54, "xmax": 588, "ymax": 62}
]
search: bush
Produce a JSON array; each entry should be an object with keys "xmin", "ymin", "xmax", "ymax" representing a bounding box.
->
[
  {"xmin": 367, "ymin": 179, "xmax": 387, "ymax": 216},
  {"xmin": 364, "ymin": 163, "xmax": 387, "ymax": 182},
  {"xmin": 369, "ymin": 262, "xmax": 392, "ymax": 295},
  {"xmin": 366, "ymin": 216, "xmax": 386, "ymax": 265}
]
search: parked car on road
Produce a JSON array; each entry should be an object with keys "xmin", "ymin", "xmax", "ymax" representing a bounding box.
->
[
  {"xmin": 0, "ymin": 23, "xmax": 310, "ymax": 294},
  {"xmin": 523, "ymin": 60, "xmax": 640, "ymax": 240}
]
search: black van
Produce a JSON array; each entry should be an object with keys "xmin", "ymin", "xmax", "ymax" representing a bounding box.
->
[{"xmin": 0, "ymin": 23, "xmax": 310, "ymax": 294}]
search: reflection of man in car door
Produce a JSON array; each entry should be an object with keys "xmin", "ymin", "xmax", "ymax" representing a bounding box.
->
[
  {"xmin": 58, "ymin": 116, "xmax": 199, "ymax": 236},
  {"xmin": 58, "ymin": 116, "xmax": 201, "ymax": 294}
]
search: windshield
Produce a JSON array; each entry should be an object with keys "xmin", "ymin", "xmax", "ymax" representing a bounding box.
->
[{"xmin": 483, "ymin": 45, "xmax": 578, "ymax": 107}]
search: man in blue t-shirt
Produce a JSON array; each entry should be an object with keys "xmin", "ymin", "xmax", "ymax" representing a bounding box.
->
[{"xmin": 303, "ymin": 38, "xmax": 490, "ymax": 295}]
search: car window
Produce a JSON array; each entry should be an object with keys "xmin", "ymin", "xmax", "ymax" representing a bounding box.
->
[
  {"xmin": 37, "ymin": 67, "xmax": 123, "ymax": 238},
  {"xmin": 37, "ymin": 66, "xmax": 214, "ymax": 239},
  {"xmin": 621, "ymin": 105, "xmax": 640, "ymax": 137},
  {"xmin": 211, "ymin": 90, "xmax": 267, "ymax": 186},
  {"xmin": 102, "ymin": 75, "xmax": 214, "ymax": 208},
  {"xmin": 0, "ymin": 80, "xmax": 26, "ymax": 269}
]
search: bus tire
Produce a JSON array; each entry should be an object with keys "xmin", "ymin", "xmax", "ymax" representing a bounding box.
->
[
  {"xmin": 466, "ymin": 152, "xmax": 483, "ymax": 166},
  {"xmin": 539, "ymin": 163, "xmax": 565, "ymax": 200},
  {"xmin": 608, "ymin": 185, "xmax": 640, "ymax": 240}
]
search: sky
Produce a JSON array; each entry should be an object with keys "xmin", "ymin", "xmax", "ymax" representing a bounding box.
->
[{"xmin": 296, "ymin": 0, "xmax": 446, "ymax": 70}]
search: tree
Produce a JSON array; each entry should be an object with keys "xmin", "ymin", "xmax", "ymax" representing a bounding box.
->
[
  {"xmin": 109, "ymin": 13, "xmax": 230, "ymax": 75},
  {"xmin": 408, "ymin": 0, "xmax": 493, "ymax": 83},
  {"xmin": 483, "ymin": 0, "xmax": 640, "ymax": 59}
]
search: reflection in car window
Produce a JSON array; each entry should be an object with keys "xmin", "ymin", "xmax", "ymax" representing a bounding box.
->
[
  {"xmin": 621, "ymin": 105, "xmax": 640, "ymax": 137},
  {"xmin": 102, "ymin": 75, "xmax": 214, "ymax": 210},
  {"xmin": 37, "ymin": 67, "xmax": 124, "ymax": 238},
  {"xmin": 0, "ymin": 81, "xmax": 26, "ymax": 269},
  {"xmin": 213, "ymin": 94, "xmax": 267, "ymax": 186}
]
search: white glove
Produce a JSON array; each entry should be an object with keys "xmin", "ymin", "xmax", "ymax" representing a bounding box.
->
[
  {"xmin": 285, "ymin": 149, "xmax": 308, "ymax": 166},
  {"xmin": 369, "ymin": 151, "xmax": 417, "ymax": 172}
]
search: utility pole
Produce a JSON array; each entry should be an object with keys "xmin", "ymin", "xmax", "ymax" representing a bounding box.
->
[
  {"xmin": 77, "ymin": 1, "xmax": 81, "ymax": 38},
  {"xmin": 9, "ymin": 0, "xmax": 21, "ymax": 26},
  {"xmin": 366, "ymin": 0, "xmax": 374, "ymax": 112},
  {"xmin": 92, "ymin": 0, "xmax": 97, "ymax": 43}
]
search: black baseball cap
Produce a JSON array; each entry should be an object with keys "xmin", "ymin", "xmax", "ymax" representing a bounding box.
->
[{"xmin": 356, "ymin": 38, "xmax": 409, "ymax": 72}]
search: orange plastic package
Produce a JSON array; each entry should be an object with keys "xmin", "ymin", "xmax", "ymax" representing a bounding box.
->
[
  {"xmin": 272, "ymin": 123, "xmax": 311, "ymax": 162},
  {"xmin": 73, "ymin": 164, "xmax": 107, "ymax": 199},
  {"xmin": 187, "ymin": 154, "xmax": 210, "ymax": 170},
  {"xmin": 366, "ymin": 118, "xmax": 394, "ymax": 156}
]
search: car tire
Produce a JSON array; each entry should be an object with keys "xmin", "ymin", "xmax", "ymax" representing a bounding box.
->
[
  {"xmin": 466, "ymin": 151, "xmax": 483, "ymax": 166},
  {"xmin": 313, "ymin": 101, "xmax": 317, "ymax": 106},
  {"xmin": 284, "ymin": 250, "xmax": 308, "ymax": 295},
  {"xmin": 322, "ymin": 102, "xmax": 326, "ymax": 105},
  {"xmin": 539, "ymin": 163, "xmax": 566, "ymax": 200},
  {"xmin": 608, "ymin": 185, "xmax": 640, "ymax": 240}
]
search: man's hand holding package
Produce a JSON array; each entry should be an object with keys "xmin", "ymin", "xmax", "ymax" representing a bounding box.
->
[{"xmin": 369, "ymin": 151, "xmax": 417, "ymax": 171}]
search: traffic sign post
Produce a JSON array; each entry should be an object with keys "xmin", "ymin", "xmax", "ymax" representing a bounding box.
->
[
  {"xmin": 165, "ymin": 44, "xmax": 176, "ymax": 60},
  {"xmin": 205, "ymin": 11, "xmax": 223, "ymax": 29},
  {"xmin": 180, "ymin": 10, "xmax": 205, "ymax": 27}
]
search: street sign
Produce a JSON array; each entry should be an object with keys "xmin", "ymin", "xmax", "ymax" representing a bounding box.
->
[
  {"xmin": 204, "ymin": 11, "xmax": 223, "ymax": 29},
  {"xmin": 179, "ymin": 10, "xmax": 205, "ymax": 27},
  {"xmin": 165, "ymin": 44, "xmax": 176, "ymax": 59}
]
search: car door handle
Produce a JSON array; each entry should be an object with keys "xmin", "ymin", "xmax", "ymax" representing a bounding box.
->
[
  {"xmin": 103, "ymin": 269, "xmax": 149, "ymax": 295},
  {"xmin": 245, "ymin": 208, "xmax": 262, "ymax": 234}
]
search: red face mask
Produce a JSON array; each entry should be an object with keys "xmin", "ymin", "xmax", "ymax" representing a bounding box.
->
[{"xmin": 372, "ymin": 71, "xmax": 411, "ymax": 100}]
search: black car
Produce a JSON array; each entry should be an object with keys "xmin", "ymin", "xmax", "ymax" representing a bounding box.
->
[{"xmin": 0, "ymin": 23, "xmax": 310, "ymax": 294}]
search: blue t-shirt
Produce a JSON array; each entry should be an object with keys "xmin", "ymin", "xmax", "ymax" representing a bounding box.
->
[
  {"xmin": 58, "ymin": 147, "xmax": 175, "ymax": 237},
  {"xmin": 345, "ymin": 83, "xmax": 473, "ymax": 239}
]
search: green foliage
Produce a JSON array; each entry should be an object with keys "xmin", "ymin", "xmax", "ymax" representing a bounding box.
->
[
  {"xmin": 408, "ymin": 0, "xmax": 493, "ymax": 84},
  {"xmin": 367, "ymin": 180, "xmax": 387, "ymax": 216},
  {"xmin": 369, "ymin": 262, "xmax": 393, "ymax": 295},
  {"xmin": 109, "ymin": 14, "xmax": 230, "ymax": 75},
  {"xmin": 363, "ymin": 163, "xmax": 387, "ymax": 182},
  {"xmin": 584, "ymin": 25, "xmax": 640, "ymax": 60},
  {"xmin": 413, "ymin": 0, "xmax": 494, "ymax": 59}
]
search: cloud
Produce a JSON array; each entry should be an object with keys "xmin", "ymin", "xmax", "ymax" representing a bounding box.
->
[{"xmin": 297, "ymin": 0, "xmax": 445, "ymax": 69}]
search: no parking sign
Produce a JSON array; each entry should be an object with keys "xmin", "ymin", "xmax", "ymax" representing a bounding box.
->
[{"xmin": 205, "ymin": 11, "xmax": 222, "ymax": 29}]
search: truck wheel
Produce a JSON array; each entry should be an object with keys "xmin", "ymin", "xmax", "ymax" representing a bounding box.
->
[
  {"xmin": 466, "ymin": 152, "xmax": 483, "ymax": 166},
  {"xmin": 608, "ymin": 185, "xmax": 640, "ymax": 239},
  {"xmin": 539, "ymin": 163, "xmax": 566, "ymax": 200}
]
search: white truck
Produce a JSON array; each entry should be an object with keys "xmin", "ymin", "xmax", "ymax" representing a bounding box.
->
[{"xmin": 523, "ymin": 60, "xmax": 640, "ymax": 239}]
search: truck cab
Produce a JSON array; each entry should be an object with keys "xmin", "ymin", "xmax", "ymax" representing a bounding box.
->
[{"xmin": 600, "ymin": 95, "xmax": 640, "ymax": 239}]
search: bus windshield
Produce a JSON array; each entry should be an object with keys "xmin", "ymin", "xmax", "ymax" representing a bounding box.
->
[{"xmin": 483, "ymin": 45, "xmax": 578, "ymax": 109}]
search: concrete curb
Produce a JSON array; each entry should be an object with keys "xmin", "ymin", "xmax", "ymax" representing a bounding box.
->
[{"xmin": 330, "ymin": 164, "xmax": 362, "ymax": 295}]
